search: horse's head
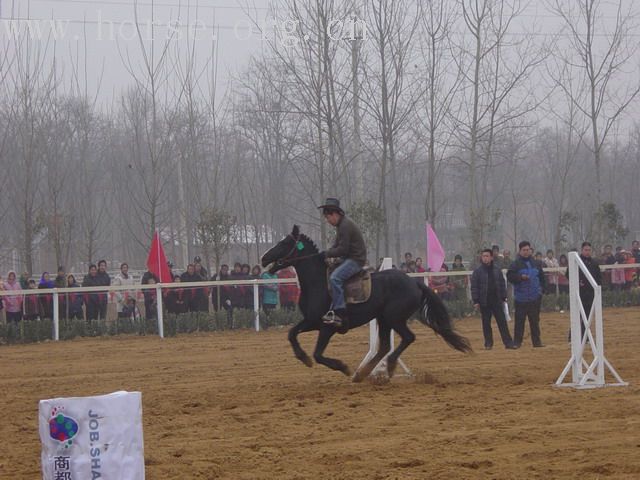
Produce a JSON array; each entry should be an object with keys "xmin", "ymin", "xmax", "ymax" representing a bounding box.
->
[{"xmin": 261, "ymin": 225, "xmax": 318, "ymax": 274}]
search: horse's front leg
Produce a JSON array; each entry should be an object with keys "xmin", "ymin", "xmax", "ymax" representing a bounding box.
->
[
  {"xmin": 288, "ymin": 320, "xmax": 315, "ymax": 367},
  {"xmin": 352, "ymin": 322, "xmax": 391, "ymax": 383},
  {"xmin": 313, "ymin": 326, "xmax": 351, "ymax": 376}
]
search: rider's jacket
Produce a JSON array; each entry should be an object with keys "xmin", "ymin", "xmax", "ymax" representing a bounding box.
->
[{"xmin": 325, "ymin": 215, "xmax": 367, "ymax": 267}]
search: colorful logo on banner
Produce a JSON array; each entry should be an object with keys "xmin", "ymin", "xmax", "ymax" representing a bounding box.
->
[{"xmin": 48, "ymin": 407, "xmax": 79, "ymax": 448}]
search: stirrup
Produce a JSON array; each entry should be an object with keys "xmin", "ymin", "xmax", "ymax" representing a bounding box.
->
[{"xmin": 322, "ymin": 310, "xmax": 342, "ymax": 326}]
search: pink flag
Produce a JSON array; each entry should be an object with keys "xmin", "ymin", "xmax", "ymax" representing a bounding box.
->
[{"xmin": 426, "ymin": 223, "xmax": 446, "ymax": 273}]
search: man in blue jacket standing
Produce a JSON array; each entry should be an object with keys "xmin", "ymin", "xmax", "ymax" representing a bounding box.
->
[
  {"xmin": 471, "ymin": 249, "xmax": 517, "ymax": 350},
  {"xmin": 507, "ymin": 241, "xmax": 546, "ymax": 348}
]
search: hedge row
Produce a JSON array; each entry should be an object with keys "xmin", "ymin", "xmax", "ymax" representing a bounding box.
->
[{"xmin": 0, "ymin": 308, "xmax": 304, "ymax": 345}]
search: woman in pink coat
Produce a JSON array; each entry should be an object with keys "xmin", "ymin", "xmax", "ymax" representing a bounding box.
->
[{"xmin": 4, "ymin": 271, "xmax": 23, "ymax": 323}]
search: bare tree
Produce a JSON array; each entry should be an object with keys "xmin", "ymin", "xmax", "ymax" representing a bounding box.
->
[
  {"xmin": 417, "ymin": 0, "xmax": 461, "ymax": 226},
  {"xmin": 360, "ymin": 0, "xmax": 421, "ymax": 260},
  {"xmin": 171, "ymin": 40, "xmax": 209, "ymax": 267},
  {"xmin": 166, "ymin": 4, "xmax": 230, "ymax": 269},
  {"xmin": 4, "ymin": 25, "xmax": 55, "ymax": 273},
  {"xmin": 0, "ymin": 18, "xmax": 17, "ymax": 256},
  {"xmin": 117, "ymin": 0, "xmax": 181, "ymax": 248},
  {"xmin": 620, "ymin": 123, "xmax": 640, "ymax": 233},
  {"xmin": 196, "ymin": 207, "xmax": 234, "ymax": 276},
  {"xmin": 235, "ymin": 58, "xmax": 303, "ymax": 240},
  {"xmin": 77, "ymin": 120, "xmax": 110, "ymax": 265},
  {"xmin": 42, "ymin": 93, "xmax": 73, "ymax": 269},
  {"xmin": 454, "ymin": 0, "xmax": 543, "ymax": 252},
  {"xmin": 549, "ymin": 0, "xmax": 640, "ymax": 209},
  {"xmin": 245, "ymin": 0, "xmax": 352, "ymax": 242}
]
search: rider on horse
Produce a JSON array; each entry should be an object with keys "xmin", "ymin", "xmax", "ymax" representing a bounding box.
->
[{"xmin": 318, "ymin": 198, "xmax": 367, "ymax": 328}]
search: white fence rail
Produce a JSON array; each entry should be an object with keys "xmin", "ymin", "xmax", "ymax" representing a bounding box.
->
[{"xmin": 1, "ymin": 262, "xmax": 638, "ymax": 340}]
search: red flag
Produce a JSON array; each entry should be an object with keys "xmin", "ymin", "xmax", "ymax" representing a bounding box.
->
[
  {"xmin": 426, "ymin": 223, "xmax": 446, "ymax": 273},
  {"xmin": 146, "ymin": 231, "xmax": 172, "ymax": 283}
]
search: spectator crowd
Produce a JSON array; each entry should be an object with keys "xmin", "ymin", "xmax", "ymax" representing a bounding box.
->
[
  {"xmin": 0, "ymin": 256, "xmax": 300, "ymax": 327},
  {"xmin": 1, "ymin": 240, "xmax": 638, "ymax": 328},
  {"xmin": 397, "ymin": 240, "xmax": 640, "ymax": 300}
]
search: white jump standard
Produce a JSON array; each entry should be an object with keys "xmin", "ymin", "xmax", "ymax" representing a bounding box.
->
[{"xmin": 555, "ymin": 252, "xmax": 627, "ymax": 389}]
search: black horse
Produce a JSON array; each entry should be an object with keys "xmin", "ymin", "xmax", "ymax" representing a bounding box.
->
[{"xmin": 261, "ymin": 225, "xmax": 472, "ymax": 382}]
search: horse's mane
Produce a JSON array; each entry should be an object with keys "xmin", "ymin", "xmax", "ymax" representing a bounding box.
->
[{"xmin": 298, "ymin": 233, "xmax": 319, "ymax": 253}]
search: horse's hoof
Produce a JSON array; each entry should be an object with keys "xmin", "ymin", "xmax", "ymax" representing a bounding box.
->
[
  {"xmin": 387, "ymin": 361, "xmax": 397, "ymax": 379},
  {"xmin": 300, "ymin": 355, "xmax": 313, "ymax": 368},
  {"xmin": 342, "ymin": 366, "xmax": 352, "ymax": 377},
  {"xmin": 352, "ymin": 371, "xmax": 364, "ymax": 383}
]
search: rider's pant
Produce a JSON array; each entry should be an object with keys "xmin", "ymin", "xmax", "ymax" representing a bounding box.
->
[{"xmin": 329, "ymin": 259, "xmax": 361, "ymax": 311}]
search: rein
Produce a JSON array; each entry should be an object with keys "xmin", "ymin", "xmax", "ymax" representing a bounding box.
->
[{"xmin": 278, "ymin": 252, "xmax": 323, "ymax": 265}]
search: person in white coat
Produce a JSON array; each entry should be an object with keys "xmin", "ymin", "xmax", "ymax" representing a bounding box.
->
[{"xmin": 113, "ymin": 263, "xmax": 136, "ymax": 318}]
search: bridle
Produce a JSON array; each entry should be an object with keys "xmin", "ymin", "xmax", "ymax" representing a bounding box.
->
[{"xmin": 275, "ymin": 234, "xmax": 322, "ymax": 267}]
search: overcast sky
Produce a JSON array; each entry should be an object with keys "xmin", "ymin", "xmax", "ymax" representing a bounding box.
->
[
  {"xmin": 2, "ymin": 0, "xmax": 638, "ymax": 116},
  {"xmin": 3, "ymin": 0, "xmax": 280, "ymax": 106}
]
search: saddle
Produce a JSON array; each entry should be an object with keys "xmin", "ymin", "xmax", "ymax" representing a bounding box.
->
[{"xmin": 326, "ymin": 262, "xmax": 372, "ymax": 304}]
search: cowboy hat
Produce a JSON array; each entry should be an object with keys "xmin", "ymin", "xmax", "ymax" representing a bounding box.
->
[{"xmin": 317, "ymin": 197, "xmax": 345, "ymax": 215}]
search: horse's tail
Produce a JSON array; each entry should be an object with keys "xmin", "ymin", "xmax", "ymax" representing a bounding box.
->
[{"xmin": 417, "ymin": 281, "xmax": 473, "ymax": 353}]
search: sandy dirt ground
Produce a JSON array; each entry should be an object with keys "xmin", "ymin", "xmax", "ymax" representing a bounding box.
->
[{"xmin": 1, "ymin": 308, "xmax": 640, "ymax": 479}]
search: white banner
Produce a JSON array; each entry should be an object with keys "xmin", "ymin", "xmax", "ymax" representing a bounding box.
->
[{"xmin": 39, "ymin": 391, "xmax": 145, "ymax": 480}]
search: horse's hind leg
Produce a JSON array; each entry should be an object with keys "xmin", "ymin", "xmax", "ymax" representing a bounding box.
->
[
  {"xmin": 313, "ymin": 327, "xmax": 351, "ymax": 376},
  {"xmin": 387, "ymin": 321, "xmax": 416, "ymax": 378},
  {"xmin": 352, "ymin": 322, "xmax": 391, "ymax": 383},
  {"xmin": 288, "ymin": 321, "xmax": 314, "ymax": 367}
]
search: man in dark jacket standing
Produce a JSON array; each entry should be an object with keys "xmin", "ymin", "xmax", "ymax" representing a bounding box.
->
[
  {"xmin": 54, "ymin": 266, "xmax": 66, "ymax": 288},
  {"xmin": 96, "ymin": 260, "xmax": 111, "ymax": 320},
  {"xmin": 576, "ymin": 241, "xmax": 602, "ymax": 316},
  {"xmin": 181, "ymin": 264, "xmax": 202, "ymax": 313},
  {"xmin": 507, "ymin": 241, "xmax": 546, "ymax": 348},
  {"xmin": 318, "ymin": 198, "xmax": 367, "ymax": 328},
  {"xmin": 471, "ymin": 249, "xmax": 516, "ymax": 350},
  {"xmin": 82, "ymin": 264, "xmax": 100, "ymax": 322},
  {"xmin": 566, "ymin": 241, "xmax": 602, "ymax": 341},
  {"xmin": 54, "ymin": 266, "xmax": 67, "ymax": 319}
]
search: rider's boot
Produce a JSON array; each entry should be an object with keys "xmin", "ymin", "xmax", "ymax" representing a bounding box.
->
[
  {"xmin": 323, "ymin": 308, "xmax": 348, "ymax": 329},
  {"xmin": 322, "ymin": 310, "xmax": 337, "ymax": 325}
]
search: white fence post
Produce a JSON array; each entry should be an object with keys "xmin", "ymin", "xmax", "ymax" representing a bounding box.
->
[
  {"xmin": 156, "ymin": 285, "xmax": 164, "ymax": 339},
  {"xmin": 52, "ymin": 290, "xmax": 59, "ymax": 341},
  {"xmin": 253, "ymin": 281, "xmax": 260, "ymax": 332}
]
